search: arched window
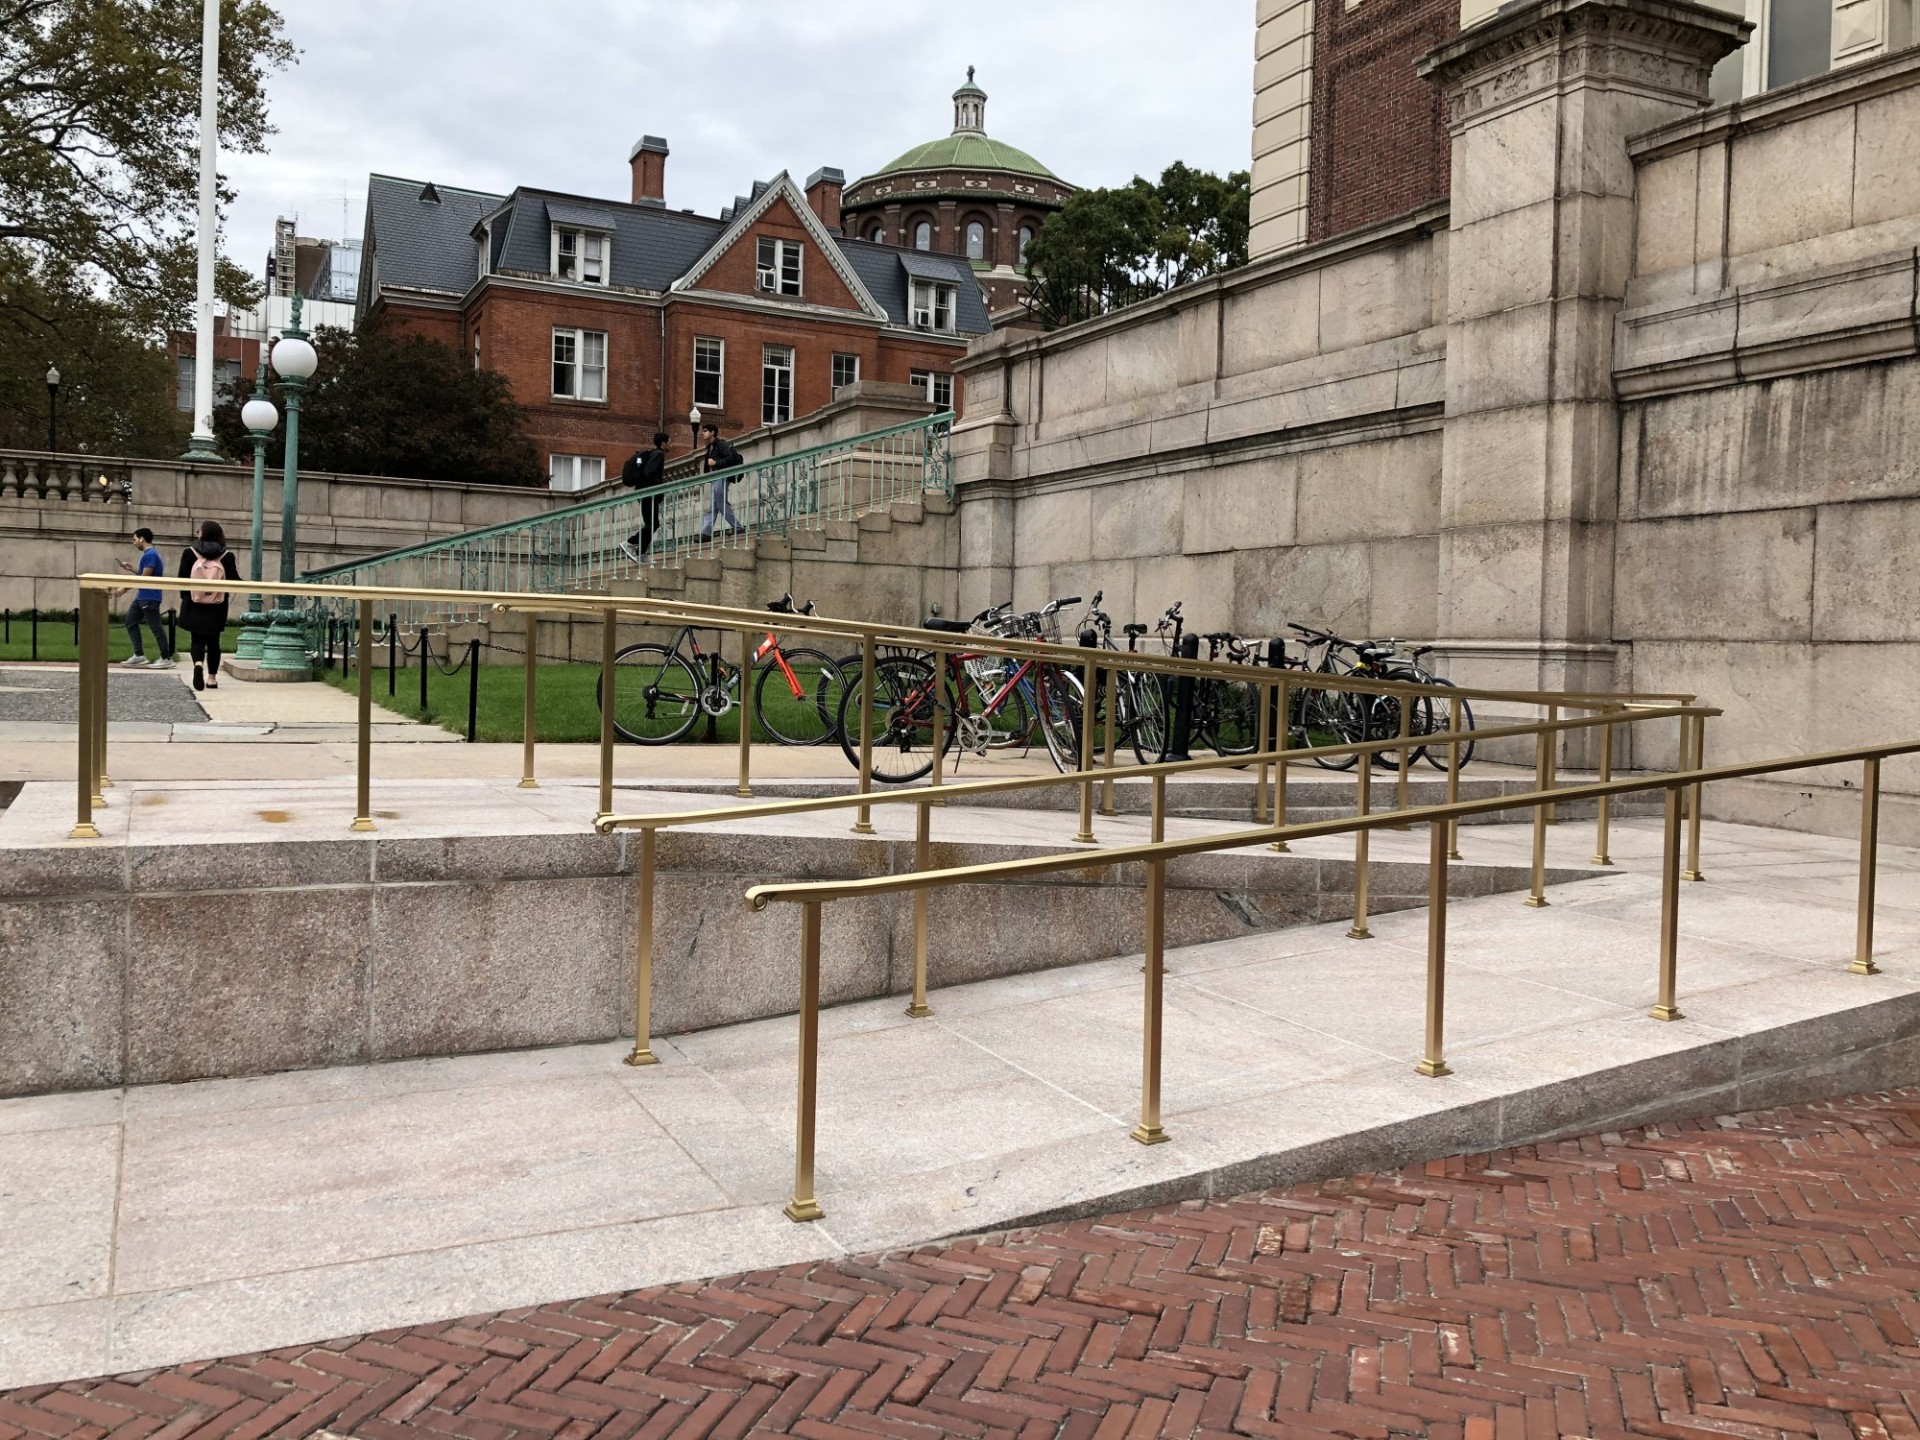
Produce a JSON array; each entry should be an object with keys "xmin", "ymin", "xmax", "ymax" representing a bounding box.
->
[
  {"xmin": 1017, "ymin": 225, "xmax": 1034, "ymax": 263},
  {"xmin": 965, "ymin": 221, "xmax": 985, "ymax": 260},
  {"xmin": 913, "ymin": 220, "xmax": 932, "ymax": 251},
  {"xmin": 867, "ymin": 222, "xmax": 885, "ymax": 243}
]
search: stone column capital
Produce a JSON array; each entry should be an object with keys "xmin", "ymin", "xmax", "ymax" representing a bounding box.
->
[{"xmin": 1417, "ymin": 0, "xmax": 1750, "ymax": 131}]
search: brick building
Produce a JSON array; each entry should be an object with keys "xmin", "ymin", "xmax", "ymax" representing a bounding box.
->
[
  {"xmin": 839, "ymin": 71, "xmax": 1075, "ymax": 318},
  {"xmin": 357, "ymin": 154, "xmax": 988, "ymax": 489}
]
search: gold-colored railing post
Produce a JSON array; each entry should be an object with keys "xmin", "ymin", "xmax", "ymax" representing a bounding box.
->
[
  {"xmin": 1852, "ymin": 756, "xmax": 1882, "ymax": 976},
  {"xmin": 735, "ymin": 627, "xmax": 754, "ymax": 798},
  {"xmin": 1445, "ymin": 693, "xmax": 1463, "ymax": 861},
  {"xmin": 853, "ymin": 633, "xmax": 876, "ymax": 835},
  {"xmin": 70, "ymin": 588, "xmax": 99, "ymax": 839},
  {"xmin": 1683, "ymin": 713, "xmax": 1706, "ymax": 882},
  {"xmin": 1417, "ymin": 820, "xmax": 1452, "ymax": 1078},
  {"xmin": 1348, "ymin": 749, "xmax": 1373, "ymax": 940},
  {"xmin": 1254, "ymin": 677, "xmax": 1271, "ymax": 824},
  {"xmin": 519, "ymin": 612, "xmax": 539, "ymax": 789},
  {"xmin": 1100, "ymin": 662, "xmax": 1119, "ymax": 818},
  {"xmin": 1651, "ymin": 786, "xmax": 1684, "ymax": 1020},
  {"xmin": 1592, "ymin": 715, "xmax": 1614, "ymax": 865},
  {"xmin": 785, "ymin": 900, "xmax": 826, "ymax": 1222},
  {"xmin": 1543, "ymin": 704, "xmax": 1559, "ymax": 824},
  {"xmin": 596, "ymin": 608, "xmax": 616, "ymax": 824},
  {"xmin": 352, "ymin": 600, "xmax": 375, "ymax": 832},
  {"xmin": 1392, "ymin": 685, "xmax": 1412, "ymax": 828},
  {"xmin": 1152, "ymin": 772, "xmax": 1166, "ymax": 844},
  {"xmin": 1075, "ymin": 652, "xmax": 1098, "ymax": 844},
  {"xmin": 626, "ymin": 827, "xmax": 660, "ymax": 1065},
  {"xmin": 92, "ymin": 591, "xmax": 109, "ymax": 799},
  {"xmin": 1131, "ymin": 857, "xmax": 1170, "ymax": 1145},
  {"xmin": 1524, "ymin": 729, "xmax": 1550, "ymax": 908},
  {"xmin": 1269, "ymin": 677, "xmax": 1290, "ymax": 852},
  {"xmin": 908, "ymin": 800, "xmax": 933, "ymax": 1018}
]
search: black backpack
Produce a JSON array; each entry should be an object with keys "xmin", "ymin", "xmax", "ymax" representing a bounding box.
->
[{"xmin": 711, "ymin": 438, "xmax": 743, "ymax": 471}]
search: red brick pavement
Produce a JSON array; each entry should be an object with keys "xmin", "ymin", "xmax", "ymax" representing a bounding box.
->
[{"xmin": 11, "ymin": 1090, "xmax": 1920, "ymax": 1440}]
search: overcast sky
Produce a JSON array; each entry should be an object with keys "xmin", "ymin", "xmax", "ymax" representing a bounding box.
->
[{"xmin": 223, "ymin": 0, "xmax": 1254, "ymax": 266}]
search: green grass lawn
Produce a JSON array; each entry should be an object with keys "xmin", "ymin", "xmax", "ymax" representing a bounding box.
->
[
  {"xmin": 319, "ymin": 656, "xmax": 847, "ymax": 745},
  {"xmin": 0, "ymin": 611, "xmax": 239, "ymax": 664}
]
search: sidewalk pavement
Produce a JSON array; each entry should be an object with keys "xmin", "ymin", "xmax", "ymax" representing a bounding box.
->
[{"xmin": 2, "ymin": 814, "xmax": 1915, "ymax": 1387}]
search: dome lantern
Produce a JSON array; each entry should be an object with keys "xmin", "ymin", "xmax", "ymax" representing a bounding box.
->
[{"xmin": 953, "ymin": 66, "xmax": 987, "ymax": 136}]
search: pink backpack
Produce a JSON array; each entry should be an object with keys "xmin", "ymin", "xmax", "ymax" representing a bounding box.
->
[{"xmin": 190, "ymin": 551, "xmax": 226, "ymax": 605}]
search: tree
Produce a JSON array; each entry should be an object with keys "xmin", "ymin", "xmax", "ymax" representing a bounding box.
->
[
  {"xmin": 213, "ymin": 323, "xmax": 546, "ymax": 488},
  {"xmin": 0, "ymin": 247, "xmax": 185, "ymax": 454},
  {"xmin": 1023, "ymin": 163, "xmax": 1252, "ymax": 329},
  {"xmin": 0, "ymin": 0, "xmax": 294, "ymax": 330}
]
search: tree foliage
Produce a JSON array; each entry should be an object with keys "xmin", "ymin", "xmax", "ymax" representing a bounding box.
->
[
  {"xmin": 0, "ymin": 0, "xmax": 294, "ymax": 330},
  {"xmin": 213, "ymin": 323, "xmax": 546, "ymax": 488},
  {"xmin": 0, "ymin": 247, "xmax": 184, "ymax": 454},
  {"xmin": 1022, "ymin": 162, "xmax": 1252, "ymax": 329}
]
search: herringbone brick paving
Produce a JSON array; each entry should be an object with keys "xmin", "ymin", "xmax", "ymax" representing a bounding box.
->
[{"xmin": 11, "ymin": 1091, "xmax": 1920, "ymax": 1440}]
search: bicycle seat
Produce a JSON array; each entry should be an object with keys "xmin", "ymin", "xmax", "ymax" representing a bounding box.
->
[
  {"xmin": 766, "ymin": 592, "xmax": 794, "ymax": 614},
  {"xmin": 922, "ymin": 617, "xmax": 973, "ymax": 634},
  {"xmin": 1356, "ymin": 644, "xmax": 1396, "ymax": 663},
  {"xmin": 1202, "ymin": 631, "xmax": 1237, "ymax": 643},
  {"xmin": 1123, "ymin": 623, "xmax": 1148, "ymax": 637}
]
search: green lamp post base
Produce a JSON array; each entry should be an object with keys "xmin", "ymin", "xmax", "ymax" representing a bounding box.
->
[
  {"xmin": 259, "ymin": 611, "xmax": 312, "ymax": 672},
  {"xmin": 179, "ymin": 437, "xmax": 226, "ymax": 465},
  {"xmin": 233, "ymin": 611, "xmax": 272, "ymax": 663}
]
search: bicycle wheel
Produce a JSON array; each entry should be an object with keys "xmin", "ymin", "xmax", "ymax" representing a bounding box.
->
[
  {"xmin": 1035, "ymin": 665, "xmax": 1085, "ymax": 773},
  {"xmin": 1129, "ymin": 670, "xmax": 1171, "ymax": 765},
  {"xmin": 836, "ymin": 654, "xmax": 949, "ymax": 784},
  {"xmin": 1201, "ymin": 675, "xmax": 1260, "ymax": 757},
  {"xmin": 1299, "ymin": 684, "xmax": 1361, "ymax": 770},
  {"xmin": 1422, "ymin": 681, "xmax": 1476, "ymax": 770},
  {"xmin": 597, "ymin": 644, "xmax": 702, "ymax": 745},
  {"xmin": 967, "ymin": 671, "xmax": 1034, "ymax": 751},
  {"xmin": 754, "ymin": 647, "xmax": 845, "ymax": 746}
]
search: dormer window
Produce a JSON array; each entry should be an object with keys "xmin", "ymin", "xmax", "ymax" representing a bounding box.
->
[
  {"xmin": 910, "ymin": 279, "xmax": 955, "ymax": 333},
  {"xmin": 552, "ymin": 226, "xmax": 607, "ymax": 284},
  {"xmin": 477, "ymin": 224, "xmax": 490, "ymax": 281},
  {"xmin": 756, "ymin": 237, "xmax": 802, "ymax": 296}
]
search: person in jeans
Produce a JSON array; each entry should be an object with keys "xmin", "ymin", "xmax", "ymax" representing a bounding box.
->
[
  {"xmin": 117, "ymin": 528, "xmax": 174, "ymax": 668},
  {"xmin": 618, "ymin": 432, "xmax": 670, "ymax": 565},
  {"xmin": 176, "ymin": 519, "xmax": 240, "ymax": 691},
  {"xmin": 699, "ymin": 423, "xmax": 744, "ymax": 540}
]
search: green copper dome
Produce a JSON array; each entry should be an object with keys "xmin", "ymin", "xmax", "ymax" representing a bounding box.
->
[{"xmin": 877, "ymin": 134, "xmax": 1057, "ymax": 180}]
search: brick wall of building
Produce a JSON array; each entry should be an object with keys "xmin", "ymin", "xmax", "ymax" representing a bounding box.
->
[{"xmin": 1307, "ymin": 0, "xmax": 1457, "ymax": 244}]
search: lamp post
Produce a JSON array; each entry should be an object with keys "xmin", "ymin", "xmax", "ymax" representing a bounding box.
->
[
  {"xmin": 688, "ymin": 405, "xmax": 702, "ymax": 458},
  {"xmin": 179, "ymin": 0, "xmax": 224, "ymax": 464},
  {"xmin": 234, "ymin": 362, "xmax": 280, "ymax": 662},
  {"xmin": 259, "ymin": 294, "xmax": 317, "ymax": 672},
  {"xmin": 44, "ymin": 366, "xmax": 58, "ymax": 453}
]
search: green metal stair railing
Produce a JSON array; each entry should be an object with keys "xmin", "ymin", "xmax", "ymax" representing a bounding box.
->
[{"xmin": 301, "ymin": 412, "xmax": 953, "ymax": 629}]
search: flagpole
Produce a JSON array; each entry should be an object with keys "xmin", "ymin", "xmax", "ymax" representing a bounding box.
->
[{"xmin": 181, "ymin": 0, "xmax": 226, "ymax": 464}]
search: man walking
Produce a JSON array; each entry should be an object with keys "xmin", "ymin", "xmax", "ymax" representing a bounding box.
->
[
  {"xmin": 618, "ymin": 432, "xmax": 670, "ymax": 565},
  {"xmin": 699, "ymin": 422, "xmax": 744, "ymax": 541},
  {"xmin": 117, "ymin": 528, "xmax": 174, "ymax": 668}
]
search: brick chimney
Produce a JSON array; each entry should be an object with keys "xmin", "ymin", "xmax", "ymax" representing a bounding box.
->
[
  {"xmin": 806, "ymin": 166, "xmax": 845, "ymax": 232},
  {"xmin": 629, "ymin": 136, "xmax": 668, "ymax": 206}
]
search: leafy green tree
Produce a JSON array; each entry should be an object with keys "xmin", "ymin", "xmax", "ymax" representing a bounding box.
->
[
  {"xmin": 213, "ymin": 323, "xmax": 546, "ymax": 488},
  {"xmin": 0, "ymin": 248, "xmax": 185, "ymax": 454},
  {"xmin": 1023, "ymin": 163, "xmax": 1252, "ymax": 328},
  {"xmin": 0, "ymin": 0, "xmax": 294, "ymax": 328}
]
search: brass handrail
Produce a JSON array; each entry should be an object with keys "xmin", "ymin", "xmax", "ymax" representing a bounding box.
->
[{"xmin": 737, "ymin": 734, "xmax": 1911, "ymax": 1222}]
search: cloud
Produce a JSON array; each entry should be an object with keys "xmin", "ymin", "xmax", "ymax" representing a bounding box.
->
[{"xmin": 223, "ymin": 0, "xmax": 1253, "ymax": 261}]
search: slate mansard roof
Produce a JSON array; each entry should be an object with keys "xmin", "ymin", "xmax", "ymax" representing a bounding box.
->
[{"xmin": 361, "ymin": 173, "xmax": 988, "ymax": 336}]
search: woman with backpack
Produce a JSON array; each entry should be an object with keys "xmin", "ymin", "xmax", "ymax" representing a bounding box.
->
[{"xmin": 177, "ymin": 519, "xmax": 241, "ymax": 691}]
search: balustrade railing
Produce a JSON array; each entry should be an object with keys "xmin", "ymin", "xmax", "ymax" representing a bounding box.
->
[{"xmin": 0, "ymin": 452, "xmax": 133, "ymax": 503}]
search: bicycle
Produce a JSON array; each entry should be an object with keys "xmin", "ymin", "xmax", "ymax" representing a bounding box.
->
[
  {"xmin": 596, "ymin": 593, "xmax": 851, "ymax": 746},
  {"xmin": 1284, "ymin": 624, "xmax": 1474, "ymax": 771},
  {"xmin": 836, "ymin": 596, "xmax": 1087, "ymax": 783}
]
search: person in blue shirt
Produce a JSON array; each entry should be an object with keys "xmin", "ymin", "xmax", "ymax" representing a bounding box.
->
[{"xmin": 117, "ymin": 527, "xmax": 174, "ymax": 668}]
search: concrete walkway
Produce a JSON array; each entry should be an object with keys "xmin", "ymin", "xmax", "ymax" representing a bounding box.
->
[{"xmin": 2, "ymin": 814, "xmax": 1916, "ymax": 1388}]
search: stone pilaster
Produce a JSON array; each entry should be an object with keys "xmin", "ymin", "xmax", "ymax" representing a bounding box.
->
[{"xmin": 1419, "ymin": 0, "xmax": 1747, "ymax": 706}]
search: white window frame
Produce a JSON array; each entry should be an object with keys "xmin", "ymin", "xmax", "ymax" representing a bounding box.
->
[
  {"xmin": 693, "ymin": 335, "xmax": 724, "ymax": 409},
  {"xmin": 551, "ymin": 226, "xmax": 608, "ymax": 285},
  {"xmin": 548, "ymin": 453, "xmax": 606, "ymax": 492},
  {"xmin": 910, "ymin": 279, "xmax": 956, "ymax": 333},
  {"xmin": 912, "ymin": 220, "xmax": 932, "ymax": 251},
  {"xmin": 910, "ymin": 369, "xmax": 953, "ymax": 410},
  {"xmin": 552, "ymin": 326, "xmax": 607, "ymax": 401},
  {"xmin": 477, "ymin": 223, "xmax": 490, "ymax": 280},
  {"xmin": 831, "ymin": 352, "xmax": 860, "ymax": 395},
  {"xmin": 756, "ymin": 236, "xmax": 803, "ymax": 296},
  {"xmin": 762, "ymin": 344, "xmax": 794, "ymax": 425}
]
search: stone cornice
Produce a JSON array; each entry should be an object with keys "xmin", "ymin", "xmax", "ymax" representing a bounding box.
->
[{"xmin": 1417, "ymin": 0, "xmax": 1749, "ymax": 129}]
